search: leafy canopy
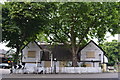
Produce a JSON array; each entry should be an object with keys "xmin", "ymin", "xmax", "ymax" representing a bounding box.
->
[
  {"xmin": 44, "ymin": 2, "xmax": 120, "ymax": 66},
  {"xmin": 2, "ymin": 2, "xmax": 53, "ymax": 49},
  {"xmin": 2, "ymin": 2, "xmax": 54, "ymax": 64},
  {"xmin": 45, "ymin": 2, "xmax": 120, "ymax": 49},
  {"xmin": 101, "ymin": 40, "xmax": 120, "ymax": 66}
]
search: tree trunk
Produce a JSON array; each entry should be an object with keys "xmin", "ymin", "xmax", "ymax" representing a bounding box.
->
[
  {"xmin": 70, "ymin": 25, "xmax": 78, "ymax": 67},
  {"xmin": 72, "ymin": 51, "xmax": 78, "ymax": 67}
]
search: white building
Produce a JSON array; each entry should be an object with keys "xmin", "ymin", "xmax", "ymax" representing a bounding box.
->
[{"xmin": 21, "ymin": 40, "xmax": 108, "ymax": 73}]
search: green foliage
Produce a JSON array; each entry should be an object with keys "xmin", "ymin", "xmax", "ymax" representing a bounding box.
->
[
  {"xmin": 101, "ymin": 40, "xmax": 120, "ymax": 66},
  {"xmin": 36, "ymin": 32, "xmax": 49, "ymax": 42},
  {"xmin": 2, "ymin": 2, "xmax": 53, "ymax": 64},
  {"xmin": 2, "ymin": 2, "xmax": 50, "ymax": 48},
  {"xmin": 2, "ymin": 2, "xmax": 120, "ymax": 66},
  {"xmin": 45, "ymin": 2, "xmax": 120, "ymax": 43},
  {"xmin": 44, "ymin": 2, "xmax": 120, "ymax": 66},
  {"xmin": 0, "ymin": 3, "xmax": 2, "ymax": 42}
]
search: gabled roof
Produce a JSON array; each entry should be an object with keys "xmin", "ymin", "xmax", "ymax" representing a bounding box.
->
[
  {"xmin": 34, "ymin": 41, "xmax": 42, "ymax": 49},
  {"xmin": 77, "ymin": 40, "xmax": 107, "ymax": 62},
  {"xmin": 22, "ymin": 41, "xmax": 42, "ymax": 51},
  {"xmin": 78, "ymin": 40, "xmax": 106, "ymax": 54}
]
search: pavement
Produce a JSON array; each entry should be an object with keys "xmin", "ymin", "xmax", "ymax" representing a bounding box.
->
[
  {"xmin": 1, "ymin": 73, "xmax": 119, "ymax": 78},
  {"xmin": 0, "ymin": 69, "xmax": 119, "ymax": 80}
]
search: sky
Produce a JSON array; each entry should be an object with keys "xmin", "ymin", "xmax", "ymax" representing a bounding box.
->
[
  {"xmin": 0, "ymin": 0, "xmax": 6, "ymax": 4},
  {"xmin": 0, "ymin": 33, "xmax": 118, "ymax": 51}
]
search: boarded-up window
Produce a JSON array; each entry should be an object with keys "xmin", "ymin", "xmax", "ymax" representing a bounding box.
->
[
  {"xmin": 27, "ymin": 51, "xmax": 36, "ymax": 58},
  {"xmin": 86, "ymin": 51, "xmax": 95, "ymax": 58},
  {"xmin": 85, "ymin": 63, "xmax": 92, "ymax": 67},
  {"xmin": 44, "ymin": 61, "xmax": 51, "ymax": 67}
]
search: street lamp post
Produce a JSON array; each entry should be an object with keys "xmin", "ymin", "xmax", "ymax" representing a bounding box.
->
[
  {"xmin": 50, "ymin": 53, "xmax": 53, "ymax": 74},
  {"xmin": 54, "ymin": 58, "xmax": 57, "ymax": 74}
]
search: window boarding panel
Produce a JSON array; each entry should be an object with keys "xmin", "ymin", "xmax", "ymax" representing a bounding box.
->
[
  {"xmin": 86, "ymin": 51, "xmax": 95, "ymax": 58},
  {"xmin": 27, "ymin": 51, "xmax": 36, "ymax": 58}
]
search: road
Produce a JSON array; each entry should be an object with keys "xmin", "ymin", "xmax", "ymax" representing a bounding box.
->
[{"xmin": 0, "ymin": 69, "xmax": 119, "ymax": 80}]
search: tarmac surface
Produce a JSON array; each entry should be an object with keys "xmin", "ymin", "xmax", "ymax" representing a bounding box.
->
[{"xmin": 0, "ymin": 69, "xmax": 120, "ymax": 80}]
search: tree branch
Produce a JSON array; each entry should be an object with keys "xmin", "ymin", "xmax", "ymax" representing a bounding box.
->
[
  {"xmin": 75, "ymin": 27, "xmax": 90, "ymax": 54},
  {"xmin": 61, "ymin": 27, "xmax": 71, "ymax": 40},
  {"xmin": 75, "ymin": 16, "xmax": 98, "ymax": 54}
]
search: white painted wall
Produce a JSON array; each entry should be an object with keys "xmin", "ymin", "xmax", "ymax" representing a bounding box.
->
[
  {"xmin": 22, "ymin": 42, "xmax": 42, "ymax": 62},
  {"xmin": 12, "ymin": 67, "xmax": 102, "ymax": 74},
  {"xmin": 80, "ymin": 42, "xmax": 104, "ymax": 67},
  {"xmin": 45, "ymin": 67, "xmax": 102, "ymax": 73}
]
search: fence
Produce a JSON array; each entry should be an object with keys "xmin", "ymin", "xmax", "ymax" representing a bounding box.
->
[
  {"xmin": 45, "ymin": 67, "xmax": 102, "ymax": 73},
  {"xmin": 12, "ymin": 67, "xmax": 102, "ymax": 74}
]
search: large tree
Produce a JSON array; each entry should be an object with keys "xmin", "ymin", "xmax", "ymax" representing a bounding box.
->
[
  {"xmin": 2, "ymin": 2, "xmax": 53, "ymax": 64},
  {"xmin": 44, "ymin": 2, "xmax": 120, "ymax": 66},
  {"xmin": 101, "ymin": 40, "xmax": 120, "ymax": 66},
  {"xmin": 0, "ymin": 3, "xmax": 2, "ymax": 42}
]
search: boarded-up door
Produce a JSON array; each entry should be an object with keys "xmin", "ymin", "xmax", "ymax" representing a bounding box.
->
[
  {"xmin": 44, "ymin": 61, "xmax": 51, "ymax": 67},
  {"xmin": 85, "ymin": 63, "xmax": 92, "ymax": 67}
]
